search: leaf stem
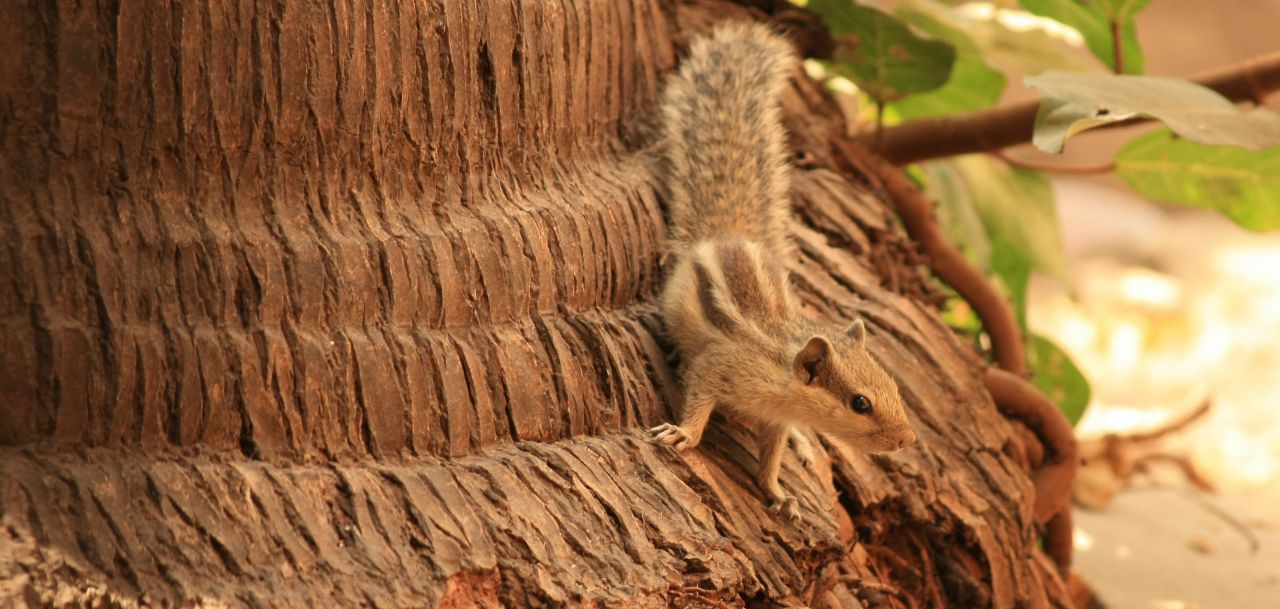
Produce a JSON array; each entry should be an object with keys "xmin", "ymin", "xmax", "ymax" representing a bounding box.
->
[
  {"xmin": 1110, "ymin": 19, "xmax": 1124, "ymax": 75},
  {"xmin": 874, "ymin": 99, "xmax": 885, "ymax": 154},
  {"xmin": 864, "ymin": 50, "xmax": 1280, "ymax": 165}
]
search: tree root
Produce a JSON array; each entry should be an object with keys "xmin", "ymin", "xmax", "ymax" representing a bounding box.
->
[
  {"xmin": 1045, "ymin": 509, "xmax": 1074, "ymax": 577},
  {"xmin": 1121, "ymin": 400, "xmax": 1210, "ymax": 443},
  {"xmin": 986, "ymin": 368, "xmax": 1077, "ymax": 577},
  {"xmin": 830, "ymin": 138, "xmax": 1079, "ymax": 578},
  {"xmin": 984, "ymin": 369, "xmax": 1079, "ymax": 527},
  {"xmin": 1075, "ymin": 401, "xmax": 1216, "ymax": 511},
  {"xmin": 831, "ymin": 139, "xmax": 1027, "ymax": 374}
]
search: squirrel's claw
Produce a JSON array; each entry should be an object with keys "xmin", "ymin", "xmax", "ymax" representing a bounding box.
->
[
  {"xmin": 650, "ymin": 423, "xmax": 697, "ymax": 451},
  {"xmin": 768, "ymin": 495, "xmax": 800, "ymax": 521}
]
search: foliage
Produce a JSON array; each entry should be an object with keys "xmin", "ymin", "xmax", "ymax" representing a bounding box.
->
[
  {"xmin": 923, "ymin": 156, "xmax": 1068, "ymax": 283},
  {"xmin": 989, "ymin": 238, "xmax": 1032, "ymax": 333},
  {"xmin": 921, "ymin": 159, "xmax": 1086, "ymax": 420},
  {"xmin": 900, "ymin": 0, "xmax": 1095, "ymax": 75},
  {"xmin": 802, "ymin": 0, "xmax": 1280, "ymax": 425},
  {"xmin": 889, "ymin": 6, "xmax": 1006, "ymax": 118},
  {"xmin": 1116, "ymin": 130, "xmax": 1280, "ymax": 231},
  {"xmin": 1027, "ymin": 71, "xmax": 1280, "ymax": 153},
  {"xmin": 1019, "ymin": 0, "xmax": 1145, "ymax": 73},
  {"xmin": 1028, "ymin": 334, "xmax": 1092, "ymax": 425},
  {"xmin": 807, "ymin": 0, "xmax": 956, "ymax": 104}
]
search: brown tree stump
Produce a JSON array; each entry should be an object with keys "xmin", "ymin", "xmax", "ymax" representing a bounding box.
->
[{"xmin": 0, "ymin": 1, "xmax": 1072, "ymax": 607}]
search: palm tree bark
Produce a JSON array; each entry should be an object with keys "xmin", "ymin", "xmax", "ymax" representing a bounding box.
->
[{"xmin": 0, "ymin": 1, "xmax": 1072, "ymax": 607}]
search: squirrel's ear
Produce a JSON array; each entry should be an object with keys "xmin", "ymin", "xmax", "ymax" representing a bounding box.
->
[
  {"xmin": 792, "ymin": 336, "xmax": 831, "ymax": 384},
  {"xmin": 846, "ymin": 318, "xmax": 867, "ymax": 347}
]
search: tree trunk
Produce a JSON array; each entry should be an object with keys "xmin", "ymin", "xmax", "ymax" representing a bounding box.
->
[{"xmin": 0, "ymin": 1, "xmax": 1071, "ymax": 607}]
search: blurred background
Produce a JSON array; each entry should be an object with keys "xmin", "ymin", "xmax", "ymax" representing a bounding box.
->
[
  {"xmin": 1042, "ymin": 179, "xmax": 1280, "ymax": 609},
  {"xmin": 997, "ymin": 0, "xmax": 1280, "ymax": 606}
]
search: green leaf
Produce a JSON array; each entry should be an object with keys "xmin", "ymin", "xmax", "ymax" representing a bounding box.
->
[
  {"xmin": 973, "ymin": 18, "xmax": 1096, "ymax": 75},
  {"xmin": 967, "ymin": 156, "xmax": 1068, "ymax": 288},
  {"xmin": 1115, "ymin": 129, "xmax": 1280, "ymax": 231},
  {"xmin": 922, "ymin": 161, "xmax": 1089, "ymax": 424},
  {"xmin": 925, "ymin": 155, "xmax": 1070, "ymax": 283},
  {"xmin": 808, "ymin": 0, "xmax": 957, "ymax": 103},
  {"xmin": 894, "ymin": 5, "xmax": 984, "ymax": 55},
  {"xmin": 1019, "ymin": 0, "xmax": 1144, "ymax": 73},
  {"xmin": 990, "ymin": 239, "xmax": 1031, "ymax": 333},
  {"xmin": 900, "ymin": 0, "xmax": 1093, "ymax": 74},
  {"xmin": 919, "ymin": 161, "xmax": 992, "ymax": 267},
  {"xmin": 1029, "ymin": 333, "xmax": 1091, "ymax": 425},
  {"xmin": 1097, "ymin": 0, "xmax": 1154, "ymax": 21},
  {"xmin": 889, "ymin": 8, "xmax": 1007, "ymax": 119},
  {"xmin": 941, "ymin": 294, "xmax": 983, "ymax": 336},
  {"xmin": 889, "ymin": 54, "xmax": 1006, "ymax": 119},
  {"xmin": 1026, "ymin": 71, "xmax": 1280, "ymax": 153}
]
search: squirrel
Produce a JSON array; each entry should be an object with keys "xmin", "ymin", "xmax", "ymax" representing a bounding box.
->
[{"xmin": 650, "ymin": 22, "xmax": 917, "ymax": 519}]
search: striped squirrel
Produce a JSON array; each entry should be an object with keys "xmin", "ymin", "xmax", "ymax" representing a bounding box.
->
[{"xmin": 650, "ymin": 22, "xmax": 917, "ymax": 519}]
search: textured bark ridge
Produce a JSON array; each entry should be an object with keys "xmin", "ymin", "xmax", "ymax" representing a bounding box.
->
[{"xmin": 0, "ymin": 1, "xmax": 1071, "ymax": 607}]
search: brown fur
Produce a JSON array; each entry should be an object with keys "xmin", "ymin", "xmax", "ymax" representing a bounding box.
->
[
  {"xmin": 652, "ymin": 22, "xmax": 917, "ymax": 520},
  {"xmin": 660, "ymin": 21, "xmax": 795, "ymax": 259}
]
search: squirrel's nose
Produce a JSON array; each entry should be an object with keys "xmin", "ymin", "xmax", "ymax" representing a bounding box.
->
[{"xmin": 898, "ymin": 429, "xmax": 917, "ymax": 449}]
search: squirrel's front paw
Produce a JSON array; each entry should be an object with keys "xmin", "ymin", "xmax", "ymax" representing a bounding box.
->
[
  {"xmin": 768, "ymin": 495, "xmax": 800, "ymax": 521},
  {"xmin": 789, "ymin": 433, "xmax": 817, "ymax": 469},
  {"xmin": 649, "ymin": 423, "xmax": 698, "ymax": 451}
]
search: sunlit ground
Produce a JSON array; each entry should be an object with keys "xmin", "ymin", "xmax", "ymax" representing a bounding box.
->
[{"xmin": 1032, "ymin": 177, "xmax": 1280, "ymax": 608}]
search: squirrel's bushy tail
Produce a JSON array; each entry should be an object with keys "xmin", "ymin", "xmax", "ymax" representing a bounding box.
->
[{"xmin": 660, "ymin": 22, "xmax": 798, "ymax": 256}]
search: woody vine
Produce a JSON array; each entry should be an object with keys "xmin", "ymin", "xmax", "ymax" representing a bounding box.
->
[{"xmin": 777, "ymin": 0, "xmax": 1280, "ymax": 579}]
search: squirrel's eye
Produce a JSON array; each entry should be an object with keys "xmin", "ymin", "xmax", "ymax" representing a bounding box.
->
[{"xmin": 851, "ymin": 394, "xmax": 872, "ymax": 415}]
